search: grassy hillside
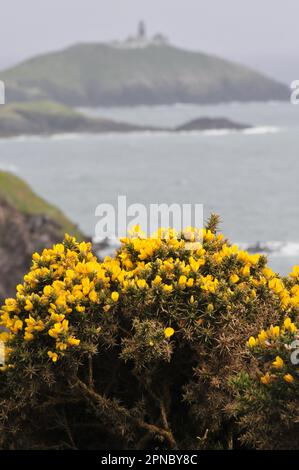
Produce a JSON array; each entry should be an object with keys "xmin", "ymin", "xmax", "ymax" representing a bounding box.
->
[
  {"xmin": 0, "ymin": 170, "xmax": 83, "ymax": 239},
  {"xmin": 1, "ymin": 43, "xmax": 288, "ymax": 106}
]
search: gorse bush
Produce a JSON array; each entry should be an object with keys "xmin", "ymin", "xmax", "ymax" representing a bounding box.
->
[
  {"xmin": 0, "ymin": 216, "xmax": 297, "ymax": 449},
  {"xmin": 230, "ymin": 266, "xmax": 299, "ymax": 449}
]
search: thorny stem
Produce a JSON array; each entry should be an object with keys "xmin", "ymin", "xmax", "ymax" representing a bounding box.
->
[
  {"xmin": 72, "ymin": 377, "xmax": 178, "ymax": 449},
  {"xmin": 88, "ymin": 355, "xmax": 94, "ymax": 390}
]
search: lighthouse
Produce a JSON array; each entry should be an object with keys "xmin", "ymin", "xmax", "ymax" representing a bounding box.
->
[{"xmin": 137, "ymin": 21, "xmax": 146, "ymax": 41}]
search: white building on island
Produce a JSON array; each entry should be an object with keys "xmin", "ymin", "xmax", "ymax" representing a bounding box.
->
[{"xmin": 111, "ymin": 22, "xmax": 169, "ymax": 49}]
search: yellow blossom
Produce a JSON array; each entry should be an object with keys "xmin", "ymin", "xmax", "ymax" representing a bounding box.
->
[
  {"xmin": 248, "ymin": 336, "xmax": 257, "ymax": 348},
  {"xmin": 89, "ymin": 290, "xmax": 98, "ymax": 303},
  {"xmin": 47, "ymin": 351, "xmax": 58, "ymax": 363},
  {"xmin": 230, "ymin": 274, "xmax": 239, "ymax": 284},
  {"xmin": 43, "ymin": 286, "xmax": 52, "ymax": 297},
  {"xmin": 163, "ymin": 285, "xmax": 173, "ymax": 293},
  {"xmin": 260, "ymin": 373, "xmax": 271, "ymax": 385},
  {"xmin": 242, "ymin": 265, "xmax": 250, "ymax": 277},
  {"xmin": 283, "ymin": 373, "xmax": 294, "ymax": 383},
  {"xmin": 24, "ymin": 299, "xmax": 33, "ymax": 312},
  {"xmin": 136, "ymin": 279, "xmax": 147, "ymax": 289},
  {"xmin": 269, "ymin": 325, "xmax": 280, "ymax": 338},
  {"xmin": 68, "ymin": 336, "xmax": 80, "ymax": 346},
  {"xmin": 164, "ymin": 327, "xmax": 175, "ymax": 338},
  {"xmin": 152, "ymin": 275, "xmax": 162, "ymax": 286},
  {"xmin": 111, "ymin": 291, "xmax": 119, "ymax": 302},
  {"xmin": 258, "ymin": 330, "xmax": 268, "ymax": 344},
  {"xmin": 24, "ymin": 332, "xmax": 34, "ymax": 341},
  {"xmin": 272, "ymin": 356, "xmax": 284, "ymax": 369}
]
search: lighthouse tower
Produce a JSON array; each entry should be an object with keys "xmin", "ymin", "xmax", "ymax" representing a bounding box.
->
[{"xmin": 137, "ymin": 21, "xmax": 146, "ymax": 41}]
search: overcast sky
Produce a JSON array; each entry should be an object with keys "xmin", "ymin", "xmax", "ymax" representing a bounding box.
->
[{"xmin": 1, "ymin": 0, "xmax": 298, "ymax": 83}]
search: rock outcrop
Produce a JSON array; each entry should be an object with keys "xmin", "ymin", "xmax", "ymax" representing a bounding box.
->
[
  {"xmin": 0, "ymin": 196, "xmax": 66, "ymax": 301},
  {"xmin": 0, "ymin": 170, "xmax": 84, "ymax": 302}
]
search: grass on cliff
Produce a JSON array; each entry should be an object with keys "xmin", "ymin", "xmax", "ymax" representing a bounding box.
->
[
  {"xmin": 0, "ymin": 101, "xmax": 81, "ymax": 119},
  {"xmin": 2, "ymin": 43, "xmax": 287, "ymax": 105},
  {"xmin": 0, "ymin": 171, "xmax": 83, "ymax": 240}
]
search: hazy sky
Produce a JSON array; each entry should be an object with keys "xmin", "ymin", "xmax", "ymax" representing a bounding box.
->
[{"xmin": 1, "ymin": 0, "xmax": 298, "ymax": 83}]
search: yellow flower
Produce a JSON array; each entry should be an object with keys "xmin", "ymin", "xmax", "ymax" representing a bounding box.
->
[
  {"xmin": 76, "ymin": 305, "xmax": 85, "ymax": 313},
  {"xmin": 137, "ymin": 279, "xmax": 147, "ymax": 289},
  {"xmin": 24, "ymin": 332, "xmax": 34, "ymax": 341},
  {"xmin": 284, "ymin": 317, "xmax": 297, "ymax": 333},
  {"xmin": 290, "ymin": 323, "xmax": 297, "ymax": 333},
  {"xmin": 163, "ymin": 284, "xmax": 173, "ymax": 293},
  {"xmin": 68, "ymin": 336, "xmax": 81, "ymax": 347},
  {"xmin": 290, "ymin": 266, "xmax": 299, "ymax": 279},
  {"xmin": 164, "ymin": 327, "xmax": 175, "ymax": 339},
  {"xmin": 0, "ymin": 332, "xmax": 10, "ymax": 343},
  {"xmin": 242, "ymin": 265, "xmax": 250, "ymax": 277},
  {"xmin": 230, "ymin": 274, "xmax": 239, "ymax": 284},
  {"xmin": 272, "ymin": 356, "xmax": 284, "ymax": 369},
  {"xmin": 152, "ymin": 275, "xmax": 162, "ymax": 286},
  {"xmin": 258, "ymin": 330, "xmax": 268, "ymax": 344},
  {"xmin": 53, "ymin": 244, "xmax": 65, "ymax": 255},
  {"xmin": 248, "ymin": 336, "xmax": 257, "ymax": 348},
  {"xmin": 56, "ymin": 342, "xmax": 67, "ymax": 351},
  {"xmin": 111, "ymin": 291, "xmax": 119, "ymax": 302},
  {"xmin": 251, "ymin": 289, "xmax": 257, "ymax": 299},
  {"xmin": 260, "ymin": 373, "xmax": 271, "ymax": 385},
  {"xmin": 47, "ymin": 351, "xmax": 58, "ymax": 363},
  {"xmin": 186, "ymin": 278, "xmax": 194, "ymax": 287},
  {"xmin": 200, "ymin": 275, "xmax": 218, "ymax": 293},
  {"xmin": 82, "ymin": 278, "xmax": 92, "ymax": 295},
  {"xmin": 43, "ymin": 285, "xmax": 52, "ymax": 297},
  {"xmin": 263, "ymin": 267, "xmax": 275, "ymax": 279},
  {"xmin": 16, "ymin": 284, "xmax": 24, "ymax": 295},
  {"xmin": 11, "ymin": 319, "xmax": 23, "ymax": 334},
  {"xmin": 24, "ymin": 299, "xmax": 33, "ymax": 312},
  {"xmin": 283, "ymin": 373, "xmax": 294, "ymax": 383},
  {"xmin": 48, "ymin": 321, "xmax": 65, "ymax": 339},
  {"xmin": 269, "ymin": 325, "xmax": 280, "ymax": 338},
  {"xmin": 89, "ymin": 290, "xmax": 98, "ymax": 303},
  {"xmin": 32, "ymin": 252, "xmax": 40, "ymax": 262},
  {"xmin": 269, "ymin": 278, "xmax": 284, "ymax": 294},
  {"xmin": 4, "ymin": 298, "xmax": 18, "ymax": 312},
  {"xmin": 178, "ymin": 275, "xmax": 187, "ymax": 287}
]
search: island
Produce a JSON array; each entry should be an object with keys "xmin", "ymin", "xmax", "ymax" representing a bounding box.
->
[{"xmin": 0, "ymin": 101, "xmax": 251, "ymax": 138}]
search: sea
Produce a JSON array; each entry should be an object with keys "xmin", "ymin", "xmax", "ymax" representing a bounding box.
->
[{"xmin": 0, "ymin": 101, "xmax": 298, "ymax": 275}]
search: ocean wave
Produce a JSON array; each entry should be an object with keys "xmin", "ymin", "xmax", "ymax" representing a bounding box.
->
[
  {"xmin": 242, "ymin": 126, "xmax": 280, "ymax": 135},
  {"xmin": 177, "ymin": 126, "xmax": 281, "ymax": 137},
  {"xmin": 0, "ymin": 134, "xmax": 47, "ymax": 143},
  {"xmin": 0, "ymin": 126, "xmax": 282, "ymax": 142},
  {"xmin": 198, "ymin": 129, "xmax": 235, "ymax": 136},
  {"xmin": 50, "ymin": 133, "xmax": 86, "ymax": 141}
]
